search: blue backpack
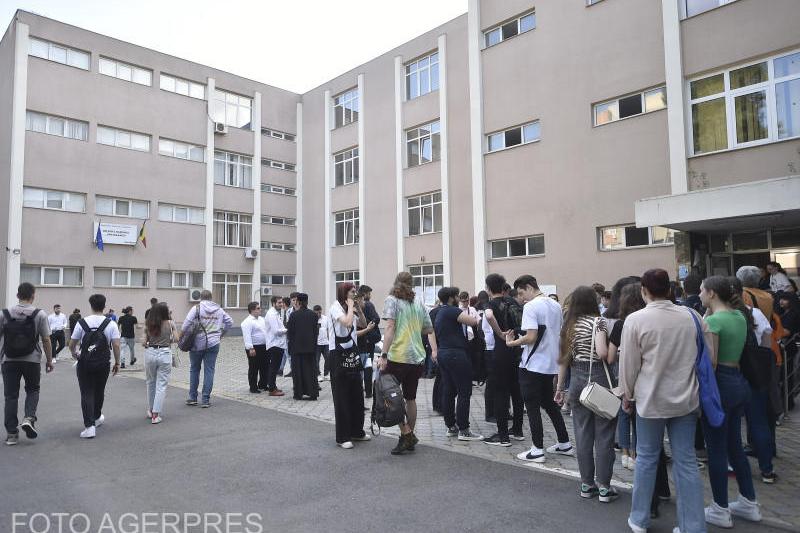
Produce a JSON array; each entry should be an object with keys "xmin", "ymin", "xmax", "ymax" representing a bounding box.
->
[{"xmin": 688, "ymin": 310, "xmax": 725, "ymax": 427}]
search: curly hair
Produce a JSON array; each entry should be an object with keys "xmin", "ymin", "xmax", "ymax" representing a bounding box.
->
[{"xmin": 390, "ymin": 271, "xmax": 415, "ymax": 302}]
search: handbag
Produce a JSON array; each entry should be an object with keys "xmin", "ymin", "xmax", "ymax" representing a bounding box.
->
[
  {"xmin": 687, "ymin": 310, "xmax": 725, "ymax": 428},
  {"xmin": 578, "ymin": 318, "xmax": 621, "ymax": 420},
  {"xmin": 177, "ymin": 305, "xmax": 206, "ymax": 353},
  {"xmin": 169, "ymin": 322, "xmax": 181, "ymax": 368},
  {"xmin": 740, "ymin": 293, "xmax": 775, "ymax": 391}
]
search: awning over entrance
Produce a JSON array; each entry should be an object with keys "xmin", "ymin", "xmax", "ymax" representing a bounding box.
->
[{"xmin": 635, "ymin": 175, "xmax": 800, "ymax": 233}]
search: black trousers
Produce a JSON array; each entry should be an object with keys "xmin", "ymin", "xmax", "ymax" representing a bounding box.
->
[
  {"xmin": 265, "ymin": 347, "xmax": 284, "ymax": 391},
  {"xmin": 519, "ymin": 368, "xmax": 570, "ymax": 448},
  {"xmin": 2, "ymin": 361, "xmax": 41, "ymax": 434},
  {"xmin": 291, "ymin": 352, "xmax": 319, "ymax": 399},
  {"xmin": 484, "ymin": 350, "xmax": 495, "ymax": 419},
  {"xmin": 245, "ymin": 345, "xmax": 268, "ymax": 391},
  {"xmin": 488, "ymin": 347, "xmax": 523, "ymax": 437},
  {"xmin": 76, "ymin": 362, "xmax": 110, "ymax": 427},
  {"xmin": 330, "ymin": 350, "xmax": 365, "ymax": 443},
  {"xmin": 432, "ymin": 370, "xmax": 444, "ymax": 413},
  {"xmin": 50, "ymin": 330, "xmax": 66, "ymax": 357},
  {"xmin": 316, "ymin": 345, "xmax": 330, "ymax": 376}
]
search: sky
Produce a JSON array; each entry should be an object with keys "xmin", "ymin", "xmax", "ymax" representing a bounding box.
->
[{"xmin": 1, "ymin": 0, "xmax": 468, "ymax": 93}]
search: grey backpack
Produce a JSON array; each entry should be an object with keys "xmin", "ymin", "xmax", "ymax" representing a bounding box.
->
[{"xmin": 371, "ymin": 372, "xmax": 406, "ymax": 434}]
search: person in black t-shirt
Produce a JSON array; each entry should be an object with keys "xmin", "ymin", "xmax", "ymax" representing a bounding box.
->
[{"xmin": 118, "ymin": 306, "xmax": 138, "ymax": 368}]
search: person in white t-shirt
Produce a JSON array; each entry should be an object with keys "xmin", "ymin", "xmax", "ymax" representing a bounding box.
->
[
  {"xmin": 47, "ymin": 304, "xmax": 68, "ymax": 362},
  {"xmin": 506, "ymin": 275, "xmax": 573, "ymax": 463},
  {"xmin": 68, "ymin": 293, "xmax": 121, "ymax": 439},
  {"xmin": 314, "ymin": 305, "xmax": 331, "ymax": 382}
]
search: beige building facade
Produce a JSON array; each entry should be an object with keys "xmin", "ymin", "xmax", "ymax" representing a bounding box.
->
[{"xmin": 2, "ymin": 0, "xmax": 799, "ymax": 321}]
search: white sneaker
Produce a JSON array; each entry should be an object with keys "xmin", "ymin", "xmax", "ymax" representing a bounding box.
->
[
  {"xmin": 95, "ymin": 414, "xmax": 105, "ymax": 427},
  {"xmin": 146, "ymin": 410, "xmax": 152, "ymax": 419},
  {"xmin": 338, "ymin": 441, "xmax": 354, "ymax": 449},
  {"xmin": 627, "ymin": 517, "xmax": 646, "ymax": 533},
  {"xmin": 729, "ymin": 494, "xmax": 762, "ymax": 522},
  {"xmin": 352, "ymin": 434, "xmax": 371, "ymax": 441},
  {"xmin": 151, "ymin": 416, "xmax": 162, "ymax": 424},
  {"xmin": 705, "ymin": 502, "xmax": 733, "ymax": 528},
  {"xmin": 517, "ymin": 446, "xmax": 545, "ymax": 463},
  {"xmin": 546, "ymin": 443, "xmax": 575, "ymax": 456},
  {"xmin": 80, "ymin": 426, "xmax": 96, "ymax": 439},
  {"xmin": 622, "ymin": 455, "xmax": 631, "ymax": 469}
]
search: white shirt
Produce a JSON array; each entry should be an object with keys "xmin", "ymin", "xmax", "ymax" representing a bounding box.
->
[
  {"xmin": 770, "ymin": 272, "xmax": 792, "ymax": 292},
  {"xmin": 750, "ymin": 306, "xmax": 773, "ymax": 347},
  {"xmin": 70, "ymin": 314, "xmax": 121, "ymax": 345},
  {"xmin": 519, "ymin": 295, "xmax": 563, "ymax": 375},
  {"xmin": 328, "ymin": 301, "xmax": 356, "ymax": 350},
  {"xmin": 241, "ymin": 315, "xmax": 267, "ymax": 349},
  {"xmin": 317, "ymin": 315, "xmax": 330, "ymax": 346},
  {"xmin": 264, "ymin": 307, "xmax": 287, "ymax": 349},
  {"xmin": 480, "ymin": 310, "xmax": 495, "ymax": 351},
  {"xmin": 459, "ymin": 305, "xmax": 480, "ymax": 340},
  {"xmin": 48, "ymin": 312, "xmax": 67, "ymax": 331}
]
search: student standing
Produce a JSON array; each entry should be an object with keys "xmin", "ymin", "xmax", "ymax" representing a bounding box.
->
[
  {"xmin": 241, "ymin": 302, "xmax": 268, "ymax": 394},
  {"xmin": 117, "ymin": 306, "xmax": 138, "ymax": 368},
  {"xmin": 287, "ymin": 294, "xmax": 321, "ymax": 400},
  {"xmin": 47, "ymin": 304, "xmax": 67, "ymax": 362},
  {"xmin": 144, "ymin": 303, "xmax": 176, "ymax": 424},
  {"xmin": 264, "ymin": 296, "xmax": 287, "ymax": 396}
]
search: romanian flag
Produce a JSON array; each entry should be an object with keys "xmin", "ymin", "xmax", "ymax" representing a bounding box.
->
[{"xmin": 138, "ymin": 220, "xmax": 147, "ymax": 248}]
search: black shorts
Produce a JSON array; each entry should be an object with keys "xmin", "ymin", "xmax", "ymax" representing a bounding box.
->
[{"xmin": 385, "ymin": 361, "xmax": 424, "ymax": 400}]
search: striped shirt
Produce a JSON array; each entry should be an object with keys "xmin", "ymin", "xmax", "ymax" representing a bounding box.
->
[{"xmin": 569, "ymin": 316, "xmax": 607, "ymax": 363}]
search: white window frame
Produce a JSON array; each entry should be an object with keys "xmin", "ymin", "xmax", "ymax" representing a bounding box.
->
[
  {"xmin": 157, "ymin": 203, "xmax": 204, "ymax": 225},
  {"xmin": 97, "ymin": 126, "xmax": 151, "ymax": 152},
  {"xmin": 594, "ymin": 86, "xmax": 667, "ymax": 127},
  {"xmin": 20, "ymin": 265, "xmax": 83, "ymax": 287},
  {"xmin": 489, "ymin": 235, "xmax": 546, "ymax": 260},
  {"xmin": 407, "ymin": 192, "xmax": 443, "ymax": 236},
  {"xmin": 212, "ymin": 273, "xmax": 253, "ymax": 309},
  {"xmin": 25, "ymin": 111, "xmax": 88, "ymax": 141},
  {"xmin": 213, "ymin": 211, "xmax": 253, "ymax": 248},
  {"xmin": 211, "ymin": 89, "xmax": 252, "ymax": 129},
  {"xmin": 261, "ymin": 158, "xmax": 296, "ymax": 172},
  {"xmin": 96, "ymin": 196, "xmax": 150, "ymax": 219},
  {"xmin": 98, "ymin": 56, "xmax": 152, "ymax": 86},
  {"xmin": 687, "ymin": 49, "xmax": 800, "ymax": 156},
  {"xmin": 261, "ymin": 274, "xmax": 297, "ymax": 285},
  {"xmin": 598, "ymin": 224, "xmax": 676, "ymax": 251},
  {"xmin": 260, "ymin": 184, "xmax": 296, "ymax": 196},
  {"xmin": 261, "ymin": 128, "xmax": 296, "ymax": 142},
  {"xmin": 214, "ymin": 150, "xmax": 253, "ymax": 188},
  {"xmin": 680, "ymin": 0, "xmax": 740, "ymax": 19},
  {"xmin": 334, "ymin": 209, "xmax": 360, "ymax": 246},
  {"xmin": 23, "ymin": 187, "xmax": 85, "ymax": 213},
  {"xmin": 261, "ymin": 215, "xmax": 296, "ymax": 226},
  {"xmin": 159, "ymin": 74, "xmax": 205, "ymax": 99},
  {"xmin": 406, "ymin": 120, "xmax": 441, "ymax": 167},
  {"xmin": 159, "ymin": 138, "xmax": 205, "ymax": 162},
  {"xmin": 333, "ymin": 88, "xmax": 360, "ymax": 128},
  {"xmin": 334, "ymin": 147, "xmax": 359, "ymax": 186},
  {"xmin": 260, "ymin": 241, "xmax": 296, "ymax": 252},
  {"xmin": 483, "ymin": 11, "xmax": 536, "ymax": 49},
  {"xmin": 28, "ymin": 37, "xmax": 90, "ymax": 70},
  {"xmin": 94, "ymin": 268, "xmax": 148, "ymax": 288},
  {"xmin": 405, "ymin": 51, "xmax": 440, "ymax": 100},
  {"xmin": 487, "ymin": 120, "xmax": 541, "ymax": 152},
  {"xmin": 335, "ymin": 271, "xmax": 360, "ymax": 287},
  {"xmin": 156, "ymin": 270, "xmax": 204, "ymax": 289},
  {"xmin": 409, "ymin": 264, "xmax": 444, "ymax": 306}
]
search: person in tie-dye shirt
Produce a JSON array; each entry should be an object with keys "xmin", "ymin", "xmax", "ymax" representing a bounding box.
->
[{"xmin": 378, "ymin": 272, "xmax": 435, "ymax": 455}]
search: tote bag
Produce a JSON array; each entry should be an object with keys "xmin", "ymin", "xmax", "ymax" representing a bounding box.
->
[{"xmin": 688, "ymin": 310, "xmax": 725, "ymax": 428}]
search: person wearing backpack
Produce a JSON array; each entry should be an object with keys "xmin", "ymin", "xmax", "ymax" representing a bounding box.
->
[
  {"xmin": 1, "ymin": 282, "xmax": 54, "ymax": 446},
  {"xmin": 68, "ymin": 293, "xmax": 121, "ymax": 439}
]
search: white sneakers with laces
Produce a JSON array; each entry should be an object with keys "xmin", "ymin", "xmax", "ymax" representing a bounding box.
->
[
  {"xmin": 80, "ymin": 426, "xmax": 96, "ymax": 439},
  {"xmin": 705, "ymin": 501, "xmax": 733, "ymax": 528},
  {"xmin": 546, "ymin": 443, "xmax": 575, "ymax": 456},
  {"xmin": 516, "ymin": 446, "xmax": 545, "ymax": 462},
  {"xmin": 95, "ymin": 414, "xmax": 105, "ymax": 427},
  {"xmin": 728, "ymin": 494, "xmax": 762, "ymax": 522}
]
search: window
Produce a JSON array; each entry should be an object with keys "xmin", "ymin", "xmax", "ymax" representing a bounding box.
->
[
  {"xmin": 260, "ymin": 184, "xmax": 296, "ymax": 196},
  {"xmin": 407, "ymin": 192, "xmax": 443, "ymax": 236},
  {"xmin": 214, "ymin": 151, "xmax": 253, "ymax": 188},
  {"xmin": 689, "ymin": 50, "xmax": 800, "ymax": 154},
  {"xmin": 683, "ymin": 0, "xmax": 740, "ymax": 18},
  {"xmin": 159, "ymin": 74, "xmax": 205, "ymax": 99},
  {"xmin": 409, "ymin": 264, "xmax": 444, "ymax": 306},
  {"xmin": 28, "ymin": 37, "xmax": 89, "ymax": 70},
  {"xmin": 406, "ymin": 52, "xmax": 440, "ymax": 100},
  {"xmin": 599, "ymin": 225, "xmax": 675, "ymax": 250},
  {"xmin": 260, "ymin": 242, "xmax": 296, "ymax": 252},
  {"xmin": 94, "ymin": 268, "xmax": 148, "ymax": 288},
  {"xmin": 211, "ymin": 89, "xmax": 252, "ymax": 129},
  {"xmin": 98, "ymin": 57, "xmax": 152, "ymax": 86},
  {"xmin": 23, "ymin": 187, "xmax": 85, "ymax": 213},
  {"xmin": 20, "ymin": 265, "xmax": 82, "ymax": 287},
  {"xmin": 334, "ymin": 147, "xmax": 359, "ymax": 186},
  {"xmin": 487, "ymin": 120, "xmax": 541, "ymax": 152},
  {"xmin": 594, "ymin": 86, "xmax": 667, "ymax": 126},
  {"xmin": 484, "ymin": 11, "xmax": 536, "ymax": 48},
  {"xmin": 97, "ymin": 126, "xmax": 150, "ymax": 152},
  {"xmin": 261, "ymin": 158, "xmax": 296, "ymax": 171},
  {"xmin": 157, "ymin": 271, "xmax": 204, "ymax": 289},
  {"xmin": 335, "ymin": 271, "xmax": 360, "ymax": 288},
  {"xmin": 333, "ymin": 88, "xmax": 359, "ymax": 128},
  {"xmin": 490, "ymin": 235, "xmax": 545, "ymax": 259},
  {"xmin": 213, "ymin": 211, "xmax": 252, "ymax": 248},
  {"xmin": 212, "ymin": 273, "xmax": 252, "ymax": 308},
  {"xmin": 261, "ymin": 215, "xmax": 296, "ymax": 226},
  {"xmin": 159, "ymin": 139, "xmax": 205, "ymax": 162},
  {"xmin": 261, "ymin": 275, "xmax": 296, "ymax": 285},
  {"xmin": 158, "ymin": 204, "xmax": 204, "ymax": 224},
  {"xmin": 96, "ymin": 196, "xmax": 149, "ymax": 219},
  {"xmin": 334, "ymin": 209, "xmax": 359, "ymax": 246},
  {"xmin": 406, "ymin": 121, "xmax": 441, "ymax": 167},
  {"xmin": 25, "ymin": 111, "xmax": 88, "ymax": 141},
  {"xmin": 261, "ymin": 128, "xmax": 296, "ymax": 142}
]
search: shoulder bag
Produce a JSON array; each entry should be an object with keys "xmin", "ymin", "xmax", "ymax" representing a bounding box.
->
[
  {"xmin": 579, "ymin": 318, "xmax": 621, "ymax": 420},
  {"xmin": 687, "ymin": 309, "xmax": 725, "ymax": 427},
  {"xmin": 177, "ymin": 305, "xmax": 206, "ymax": 353}
]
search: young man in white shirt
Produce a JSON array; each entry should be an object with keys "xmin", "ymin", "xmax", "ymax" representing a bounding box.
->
[
  {"xmin": 263, "ymin": 296, "xmax": 287, "ymax": 396},
  {"xmin": 68, "ymin": 293, "xmax": 121, "ymax": 439},
  {"xmin": 241, "ymin": 301, "xmax": 269, "ymax": 393},
  {"xmin": 314, "ymin": 305, "xmax": 331, "ymax": 382},
  {"xmin": 47, "ymin": 304, "xmax": 68, "ymax": 362},
  {"xmin": 506, "ymin": 275, "xmax": 573, "ymax": 462}
]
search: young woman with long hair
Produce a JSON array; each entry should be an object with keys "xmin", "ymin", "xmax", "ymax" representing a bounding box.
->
[{"xmin": 144, "ymin": 302, "xmax": 177, "ymax": 424}]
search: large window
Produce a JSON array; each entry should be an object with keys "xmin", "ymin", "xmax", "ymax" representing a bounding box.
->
[
  {"xmin": 682, "ymin": 0, "xmax": 740, "ymax": 18},
  {"xmin": 97, "ymin": 126, "xmax": 150, "ymax": 152},
  {"xmin": 20, "ymin": 265, "xmax": 82, "ymax": 287},
  {"xmin": 213, "ymin": 211, "xmax": 252, "ymax": 248},
  {"xmin": 484, "ymin": 11, "xmax": 536, "ymax": 48},
  {"xmin": 261, "ymin": 275, "xmax": 296, "ymax": 285},
  {"xmin": 23, "ymin": 187, "xmax": 85, "ymax": 213},
  {"xmin": 28, "ymin": 37, "xmax": 89, "ymax": 70},
  {"xmin": 334, "ymin": 209, "xmax": 359, "ymax": 246},
  {"xmin": 159, "ymin": 139, "xmax": 205, "ymax": 162},
  {"xmin": 333, "ymin": 88, "xmax": 359, "ymax": 128},
  {"xmin": 213, "ymin": 273, "xmax": 252, "ymax": 309},
  {"xmin": 490, "ymin": 235, "xmax": 545, "ymax": 259},
  {"xmin": 335, "ymin": 271, "xmax": 360, "ymax": 288},
  {"xmin": 487, "ymin": 120, "xmax": 540, "ymax": 152},
  {"xmin": 94, "ymin": 268, "xmax": 148, "ymax": 288},
  {"xmin": 334, "ymin": 147, "xmax": 359, "ymax": 186},
  {"xmin": 406, "ymin": 52, "xmax": 440, "ymax": 100},
  {"xmin": 211, "ymin": 89, "xmax": 252, "ymax": 129},
  {"xmin": 158, "ymin": 204, "xmax": 204, "ymax": 224},
  {"xmin": 157, "ymin": 271, "xmax": 204, "ymax": 289},
  {"xmin": 261, "ymin": 215, "xmax": 296, "ymax": 226},
  {"xmin": 261, "ymin": 184, "xmax": 296, "ymax": 196},
  {"xmin": 261, "ymin": 128, "xmax": 296, "ymax": 142},
  {"xmin": 594, "ymin": 87, "xmax": 667, "ymax": 126},
  {"xmin": 409, "ymin": 264, "xmax": 444, "ymax": 306},
  {"xmin": 406, "ymin": 121, "xmax": 441, "ymax": 167},
  {"xmin": 599, "ymin": 225, "xmax": 675, "ymax": 251},
  {"xmin": 690, "ymin": 50, "xmax": 800, "ymax": 155},
  {"xmin": 261, "ymin": 158, "xmax": 296, "ymax": 171},
  {"xmin": 214, "ymin": 151, "xmax": 253, "ymax": 188},
  {"xmin": 26, "ymin": 111, "xmax": 88, "ymax": 141},
  {"xmin": 407, "ymin": 192, "xmax": 442, "ymax": 236},
  {"xmin": 98, "ymin": 57, "xmax": 152, "ymax": 86},
  {"xmin": 96, "ymin": 196, "xmax": 149, "ymax": 219},
  {"xmin": 159, "ymin": 74, "xmax": 205, "ymax": 99},
  {"xmin": 260, "ymin": 241, "xmax": 296, "ymax": 252}
]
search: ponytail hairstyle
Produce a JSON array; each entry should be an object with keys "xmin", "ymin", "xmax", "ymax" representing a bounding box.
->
[
  {"xmin": 702, "ymin": 275, "xmax": 736, "ymax": 306},
  {"xmin": 729, "ymin": 276, "xmax": 755, "ymax": 334},
  {"xmin": 390, "ymin": 271, "xmax": 416, "ymax": 303},
  {"xmin": 559, "ymin": 286, "xmax": 600, "ymax": 366}
]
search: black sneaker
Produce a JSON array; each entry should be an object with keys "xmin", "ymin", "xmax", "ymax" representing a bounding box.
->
[
  {"xmin": 510, "ymin": 429, "xmax": 525, "ymax": 441},
  {"xmin": 580, "ymin": 483, "xmax": 599, "ymax": 499},
  {"xmin": 5, "ymin": 433, "xmax": 19, "ymax": 446},
  {"xmin": 761, "ymin": 471, "xmax": 778, "ymax": 484},
  {"xmin": 20, "ymin": 417, "xmax": 37, "ymax": 439},
  {"xmin": 408, "ymin": 432, "xmax": 419, "ymax": 450},
  {"xmin": 390, "ymin": 434, "xmax": 413, "ymax": 455},
  {"xmin": 120, "ymin": 363, "xmax": 126, "ymax": 369},
  {"xmin": 249, "ymin": 389, "xmax": 262, "ymax": 394},
  {"xmin": 446, "ymin": 425, "xmax": 459, "ymax": 437},
  {"xmin": 483, "ymin": 434, "xmax": 511, "ymax": 447},
  {"xmin": 130, "ymin": 358, "xmax": 137, "ymax": 365},
  {"xmin": 599, "ymin": 487, "xmax": 619, "ymax": 503},
  {"xmin": 186, "ymin": 399, "xmax": 198, "ymax": 406}
]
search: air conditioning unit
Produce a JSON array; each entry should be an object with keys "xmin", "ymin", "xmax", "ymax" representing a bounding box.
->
[
  {"xmin": 214, "ymin": 122, "xmax": 228, "ymax": 135},
  {"xmin": 261, "ymin": 287, "xmax": 273, "ymax": 296},
  {"xmin": 188, "ymin": 288, "xmax": 203, "ymax": 302},
  {"xmin": 244, "ymin": 247, "xmax": 258, "ymax": 259}
]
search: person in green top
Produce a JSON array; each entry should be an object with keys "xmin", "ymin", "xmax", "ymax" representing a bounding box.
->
[{"xmin": 699, "ymin": 276, "xmax": 761, "ymax": 528}]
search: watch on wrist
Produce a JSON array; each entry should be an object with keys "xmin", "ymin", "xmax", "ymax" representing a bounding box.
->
[{"xmin": 380, "ymin": 353, "xmax": 388, "ymax": 358}]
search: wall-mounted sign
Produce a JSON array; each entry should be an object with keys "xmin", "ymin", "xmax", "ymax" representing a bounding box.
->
[{"xmin": 92, "ymin": 222, "xmax": 138, "ymax": 246}]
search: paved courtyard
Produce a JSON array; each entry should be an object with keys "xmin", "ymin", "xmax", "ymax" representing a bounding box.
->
[{"xmin": 117, "ymin": 337, "xmax": 800, "ymax": 531}]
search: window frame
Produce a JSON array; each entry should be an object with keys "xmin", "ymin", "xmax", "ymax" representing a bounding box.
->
[
  {"xmin": 489, "ymin": 235, "xmax": 546, "ymax": 260},
  {"xmin": 334, "ymin": 271, "xmax": 360, "ymax": 288},
  {"xmin": 405, "ymin": 51, "xmax": 440, "ymax": 100},
  {"xmin": 158, "ymin": 138, "xmax": 205, "ymax": 162},
  {"xmin": 214, "ymin": 150, "xmax": 254, "ymax": 189},
  {"xmin": 333, "ymin": 88, "xmax": 360, "ymax": 129},
  {"xmin": 212, "ymin": 273, "xmax": 253, "ymax": 309},
  {"xmin": 261, "ymin": 215, "xmax": 297, "ymax": 226},
  {"xmin": 333, "ymin": 147, "xmax": 360, "ymax": 187},
  {"xmin": 261, "ymin": 274, "xmax": 297, "ymax": 286},
  {"xmin": 213, "ymin": 211, "xmax": 253, "ymax": 248},
  {"xmin": 95, "ymin": 195, "xmax": 150, "ymax": 219},
  {"xmin": 261, "ymin": 128, "xmax": 296, "ymax": 142},
  {"xmin": 598, "ymin": 224, "xmax": 676, "ymax": 251},
  {"xmin": 486, "ymin": 120, "xmax": 541, "ymax": 152},
  {"xmin": 20, "ymin": 265, "xmax": 83, "ymax": 287},
  {"xmin": 681, "ymin": 0, "xmax": 740, "ymax": 19},
  {"xmin": 594, "ymin": 86, "xmax": 668, "ymax": 127},
  {"xmin": 260, "ymin": 184, "xmax": 296, "ymax": 196},
  {"xmin": 406, "ymin": 120, "xmax": 441, "ymax": 167},
  {"xmin": 407, "ymin": 191, "xmax": 443, "ymax": 236},
  {"xmin": 97, "ymin": 125, "xmax": 151, "ymax": 152},
  {"xmin": 94, "ymin": 268, "xmax": 148, "ymax": 288},
  {"xmin": 211, "ymin": 89, "xmax": 253, "ymax": 130},
  {"xmin": 98, "ymin": 56, "xmax": 152, "ymax": 86},
  {"xmin": 261, "ymin": 158, "xmax": 296, "ymax": 172},
  {"xmin": 23, "ymin": 187, "xmax": 86, "ymax": 213},
  {"xmin": 483, "ymin": 11, "xmax": 536, "ymax": 49},
  {"xmin": 260, "ymin": 241, "xmax": 296, "ymax": 252},
  {"xmin": 25, "ymin": 111, "xmax": 88, "ymax": 141},
  {"xmin": 157, "ymin": 203, "xmax": 204, "ymax": 225},
  {"xmin": 159, "ymin": 73, "xmax": 206, "ymax": 99},
  {"xmin": 408, "ymin": 264, "xmax": 444, "ymax": 306},
  {"xmin": 334, "ymin": 209, "xmax": 360, "ymax": 247},
  {"xmin": 28, "ymin": 37, "xmax": 90, "ymax": 70}
]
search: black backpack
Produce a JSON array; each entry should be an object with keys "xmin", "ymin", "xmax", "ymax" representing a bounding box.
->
[
  {"xmin": 1, "ymin": 308, "xmax": 41, "ymax": 358},
  {"xmin": 78, "ymin": 318, "xmax": 112, "ymax": 370},
  {"xmin": 371, "ymin": 373, "xmax": 406, "ymax": 434}
]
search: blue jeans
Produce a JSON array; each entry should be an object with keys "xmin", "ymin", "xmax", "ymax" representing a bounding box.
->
[
  {"xmin": 702, "ymin": 365, "xmax": 755, "ymax": 506},
  {"xmin": 617, "ymin": 407, "xmax": 636, "ymax": 450},
  {"xmin": 189, "ymin": 344, "xmax": 220, "ymax": 404},
  {"xmin": 745, "ymin": 387, "xmax": 774, "ymax": 475},
  {"xmin": 437, "ymin": 348, "xmax": 473, "ymax": 430},
  {"xmin": 631, "ymin": 412, "xmax": 706, "ymax": 533}
]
